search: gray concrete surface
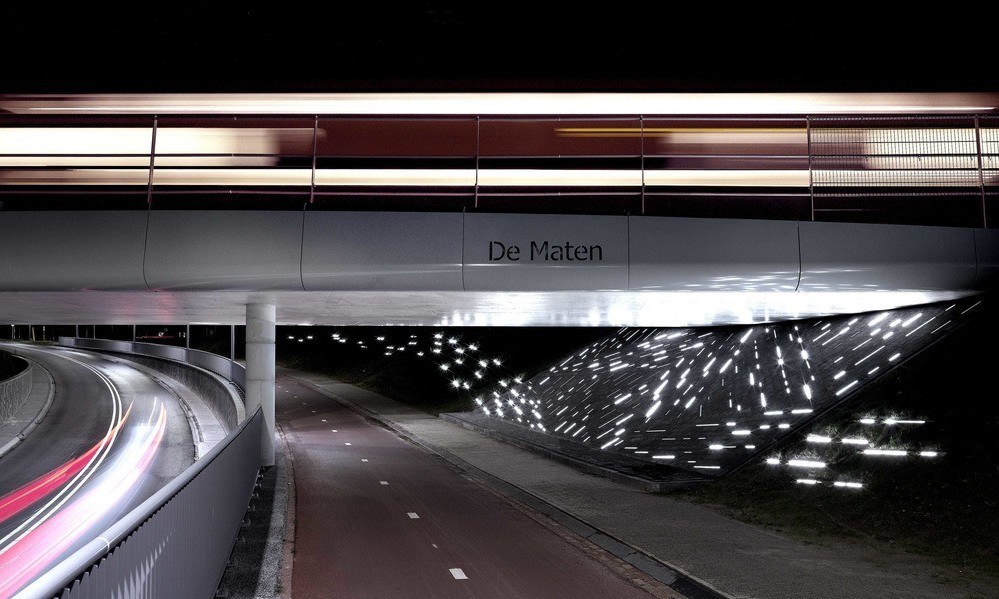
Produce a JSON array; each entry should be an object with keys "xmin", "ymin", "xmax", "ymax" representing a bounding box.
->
[
  {"xmin": 216, "ymin": 433, "xmax": 289, "ymax": 599},
  {"xmin": 277, "ymin": 367, "xmax": 998, "ymax": 599}
]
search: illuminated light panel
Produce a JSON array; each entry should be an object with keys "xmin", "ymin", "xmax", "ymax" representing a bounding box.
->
[
  {"xmin": 475, "ymin": 299, "xmax": 977, "ymax": 477},
  {"xmin": 787, "ymin": 459, "xmax": 826, "ymax": 469},
  {"xmin": 833, "ymin": 481, "xmax": 864, "ymax": 489},
  {"xmin": 863, "ymin": 449, "xmax": 909, "ymax": 457}
]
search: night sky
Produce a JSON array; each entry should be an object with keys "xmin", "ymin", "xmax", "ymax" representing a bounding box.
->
[{"xmin": 0, "ymin": 3, "xmax": 993, "ymax": 94}]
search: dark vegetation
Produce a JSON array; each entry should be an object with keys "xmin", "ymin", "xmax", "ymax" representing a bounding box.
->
[
  {"xmin": 276, "ymin": 326, "xmax": 610, "ymax": 415},
  {"xmin": 0, "ymin": 350, "xmax": 26, "ymax": 380}
]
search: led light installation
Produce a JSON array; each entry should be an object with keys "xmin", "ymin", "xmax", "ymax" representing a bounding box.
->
[{"xmin": 477, "ymin": 299, "xmax": 981, "ymax": 478}]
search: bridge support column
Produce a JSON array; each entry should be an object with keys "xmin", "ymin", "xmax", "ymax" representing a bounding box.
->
[{"xmin": 245, "ymin": 303, "xmax": 276, "ymax": 467}]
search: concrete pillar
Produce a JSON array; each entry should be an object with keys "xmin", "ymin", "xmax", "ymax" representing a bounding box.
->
[{"xmin": 245, "ymin": 303, "xmax": 275, "ymax": 467}]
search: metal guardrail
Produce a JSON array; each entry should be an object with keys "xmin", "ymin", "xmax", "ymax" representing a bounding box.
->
[{"xmin": 15, "ymin": 408, "xmax": 263, "ymax": 599}]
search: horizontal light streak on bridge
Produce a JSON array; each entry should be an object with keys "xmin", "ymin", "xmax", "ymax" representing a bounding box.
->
[
  {"xmin": 314, "ymin": 169, "xmax": 475, "ymax": 187},
  {"xmin": 155, "ymin": 127, "xmax": 314, "ymax": 153},
  {"xmin": 0, "ymin": 128, "xmax": 153, "ymax": 155},
  {"xmin": 476, "ymin": 169, "xmax": 641, "ymax": 187},
  {"xmin": 0, "ymin": 156, "xmax": 153, "ymax": 167},
  {"xmin": 644, "ymin": 169, "xmax": 807, "ymax": 187},
  {"xmin": 1, "ymin": 167, "xmax": 989, "ymax": 188},
  {"xmin": 3, "ymin": 127, "xmax": 989, "ymax": 157},
  {"xmin": 559, "ymin": 127, "xmax": 808, "ymax": 143},
  {"xmin": 0, "ymin": 169, "xmax": 152, "ymax": 185},
  {"xmin": 3, "ymin": 92, "xmax": 997, "ymax": 115}
]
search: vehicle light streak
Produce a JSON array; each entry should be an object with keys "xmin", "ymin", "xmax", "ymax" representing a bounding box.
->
[
  {"xmin": 0, "ymin": 403, "xmax": 167, "ymax": 598},
  {"xmin": 0, "ymin": 408, "xmax": 131, "ymax": 526},
  {"xmin": 0, "ymin": 355, "xmax": 124, "ymax": 555}
]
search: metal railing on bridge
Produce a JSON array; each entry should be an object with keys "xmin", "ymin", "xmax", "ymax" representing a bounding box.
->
[
  {"xmin": 15, "ymin": 409, "xmax": 262, "ymax": 599},
  {"xmin": 1, "ymin": 113, "xmax": 997, "ymax": 228}
]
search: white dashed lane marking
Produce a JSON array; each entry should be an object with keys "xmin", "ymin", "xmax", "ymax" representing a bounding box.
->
[
  {"xmin": 379, "ymin": 481, "xmax": 389, "ymax": 485},
  {"xmin": 449, "ymin": 568, "xmax": 468, "ymax": 580},
  {"xmin": 407, "ymin": 512, "xmax": 420, "ymax": 519}
]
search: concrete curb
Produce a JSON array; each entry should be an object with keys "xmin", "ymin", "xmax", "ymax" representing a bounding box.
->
[
  {"xmin": 283, "ymin": 372, "xmax": 732, "ymax": 599},
  {"xmin": 275, "ymin": 427, "xmax": 296, "ymax": 599}
]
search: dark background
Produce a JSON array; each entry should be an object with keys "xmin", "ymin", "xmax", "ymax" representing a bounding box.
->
[{"xmin": 0, "ymin": 2, "xmax": 993, "ymax": 94}]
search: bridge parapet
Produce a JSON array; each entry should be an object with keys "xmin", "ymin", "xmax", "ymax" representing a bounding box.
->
[{"xmin": 58, "ymin": 337, "xmax": 245, "ymax": 430}]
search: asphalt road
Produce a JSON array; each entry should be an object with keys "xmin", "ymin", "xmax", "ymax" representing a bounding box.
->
[
  {"xmin": 0, "ymin": 344, "xmax": 194, "ymax": 596},
  {"xmin": 277, "ymin": 373, "xmax": 677, "ymax": 599}
]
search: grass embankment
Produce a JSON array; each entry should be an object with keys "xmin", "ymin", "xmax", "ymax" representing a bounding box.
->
[{"xmin": 678, "ymin": 304, "xmax": 999, "ymax": 581}]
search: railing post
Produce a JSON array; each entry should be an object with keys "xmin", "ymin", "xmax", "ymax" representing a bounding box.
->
[{"xmin": 975, "ymin": 115, "xmax": 988, "ymax": 229}]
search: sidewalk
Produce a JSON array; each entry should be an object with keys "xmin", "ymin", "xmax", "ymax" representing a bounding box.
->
[{"xmin": 279, "ymin": 367, "xmax": 991, "ymax": 599}]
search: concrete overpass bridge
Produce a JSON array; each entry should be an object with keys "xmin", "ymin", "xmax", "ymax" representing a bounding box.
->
[
  {"xmin": 1, "ymin": 92, "xmax": 998, "ymax": 329},
  {"xmin": 2, "ymin": 92, "xmax": 999, "ymax": 597}
]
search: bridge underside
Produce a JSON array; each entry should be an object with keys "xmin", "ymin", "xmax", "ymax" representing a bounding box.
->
[
  {"xmin": 0, "ymin": 289, "xmax": 977, "ymax": 327},
  {"xmin": 0, "ymin": 210, "xmax": 995, "ymax": 326}
]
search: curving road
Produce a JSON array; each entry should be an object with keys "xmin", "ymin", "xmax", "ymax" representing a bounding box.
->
[
  {"xmin": 0, "ymin": 344, "xmax": 194, "ymax": 597},
  {"xmin": 278, "ymin": 373, "xmax": 678, "ymax": 599}
]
